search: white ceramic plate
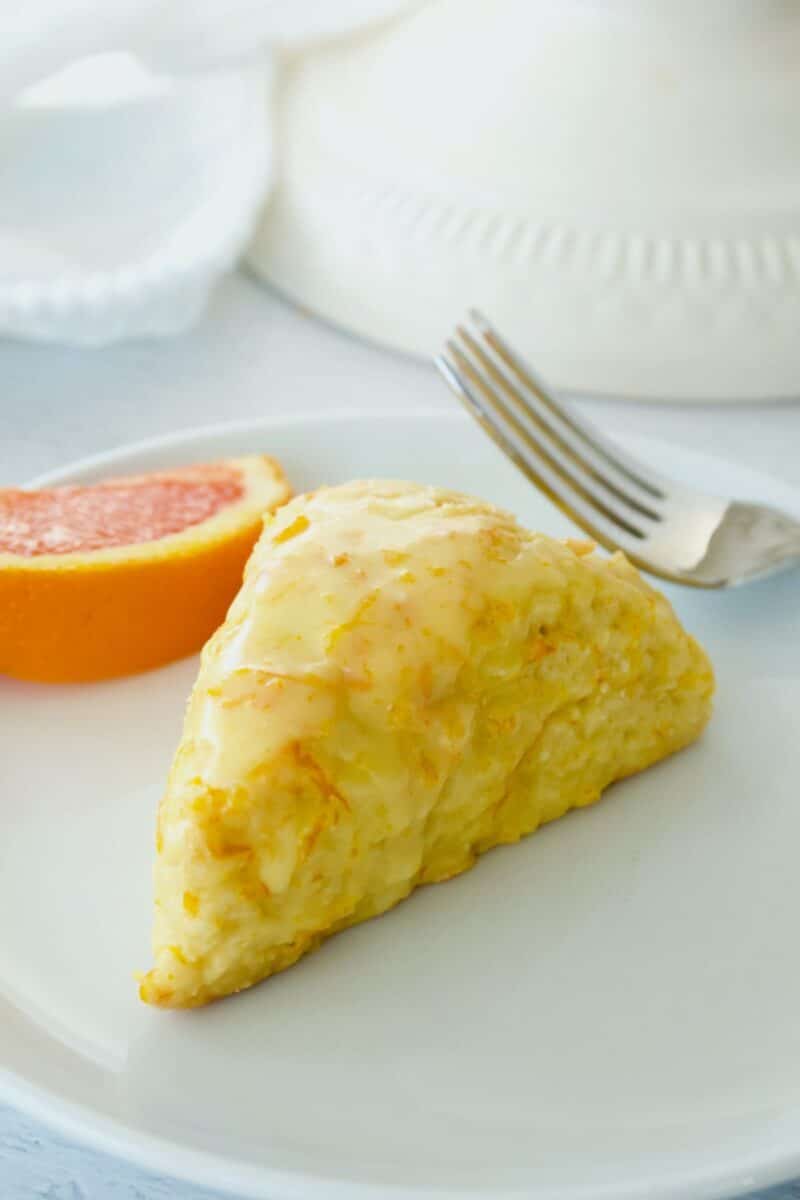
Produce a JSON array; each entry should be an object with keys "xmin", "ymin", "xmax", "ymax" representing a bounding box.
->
[{"xmin": 1, "ymin": 411, "xmax": 799, "ymax": 1200}]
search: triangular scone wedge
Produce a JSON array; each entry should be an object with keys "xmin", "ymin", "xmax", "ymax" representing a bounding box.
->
[{"xmin": 141, "ymin": 481, "xmax": 713, "ymax": 1007}]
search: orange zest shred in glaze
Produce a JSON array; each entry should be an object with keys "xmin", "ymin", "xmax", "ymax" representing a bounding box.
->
[{"xmin": 272, "ymin": 513, "xmax": 310, "ymax": 544}]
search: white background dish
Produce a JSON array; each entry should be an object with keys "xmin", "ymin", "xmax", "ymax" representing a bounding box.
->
[
  {"xmin": 250, "ymin": 0, "xmax": 800, "ymax": 402},
  {"xmin": 1, "ymin": 405, "xmax": 800, "ymax": 1199}
]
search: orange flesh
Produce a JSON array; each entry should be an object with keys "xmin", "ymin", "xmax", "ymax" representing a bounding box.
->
[{"xmin": 0, "ymin": 466, "xmax": 243, "ymax": 557}]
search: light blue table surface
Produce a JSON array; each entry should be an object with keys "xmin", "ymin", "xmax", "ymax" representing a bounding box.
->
[{"xmin": 2, "ymin": 276, "xmax": 800, "ymax": 1200}]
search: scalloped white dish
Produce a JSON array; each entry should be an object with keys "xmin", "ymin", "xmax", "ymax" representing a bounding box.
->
[
  {"xmin": 0, "ymin": 56, "xmax": 270, "ymax": 346},
  {"xmin": 2, "ymin": 411, "xmax": 800, "ymax": 1200},
  {"xmin": 249, "ymin": 0, "xmax": 800, "ymax": 402}
]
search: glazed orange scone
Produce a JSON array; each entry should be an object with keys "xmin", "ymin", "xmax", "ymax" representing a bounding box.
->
[{"xmin": 140, "ymin": 481, "xmax": 714, "ymax": 1007}]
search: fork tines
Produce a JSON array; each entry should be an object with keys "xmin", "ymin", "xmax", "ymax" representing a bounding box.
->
[{"xmin": 435, "ymin": 311, "xmax": 668, "ymax": 552}]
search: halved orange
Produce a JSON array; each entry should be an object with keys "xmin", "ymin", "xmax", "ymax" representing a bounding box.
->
[{"xmin": 0, "ymin": 455, "xmax": 290, "ymax": 683}]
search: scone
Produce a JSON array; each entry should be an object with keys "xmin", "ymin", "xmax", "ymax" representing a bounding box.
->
[{"xmin": 140, "ymin": 481, "xmax": 714, "ymax": 1007}]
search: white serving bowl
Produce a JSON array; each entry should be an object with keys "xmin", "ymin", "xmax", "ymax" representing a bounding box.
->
[{"xmin": 250, "ymin": 0, "xmax": 800, "ymax": 402}]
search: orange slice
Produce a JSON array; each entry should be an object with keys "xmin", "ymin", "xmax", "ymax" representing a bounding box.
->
[{"xmin": 0, "ymin": 455, "xmax": 290, "ymax": 683}]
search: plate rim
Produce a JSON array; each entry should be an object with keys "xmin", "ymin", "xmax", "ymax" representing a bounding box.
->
[
  {"xmin": 24, "ymin": 408, "xmax": 800, "ymax": 513},
  {"xmin": 4, "ymin": 408, "xmax": 800, "ymax": 1200},
  {"xmin": 25, "ymin": 408, "xmax": 458, "ymax": 489}
]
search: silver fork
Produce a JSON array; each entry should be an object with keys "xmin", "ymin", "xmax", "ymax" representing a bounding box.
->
[{"xmin": 435, "ymin": 310, "xmax": 800, "ymax": 588}]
